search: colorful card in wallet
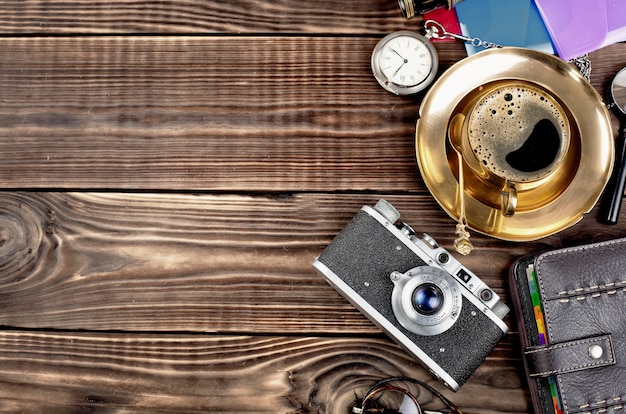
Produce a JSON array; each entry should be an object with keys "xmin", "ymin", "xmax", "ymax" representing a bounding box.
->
[{"xmin": 510, "ymin": 237, "xmax": 626, "ymax": 414}]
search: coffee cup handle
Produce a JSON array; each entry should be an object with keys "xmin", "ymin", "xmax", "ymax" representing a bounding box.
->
[{"xmin": 500, "ymin": 181, "xmax": 517, "ymax": 217}]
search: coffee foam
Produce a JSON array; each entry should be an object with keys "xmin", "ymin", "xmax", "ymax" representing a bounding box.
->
[{"xmin": 468, "ymin": 85, "xmax": 568, "ymax": 182}]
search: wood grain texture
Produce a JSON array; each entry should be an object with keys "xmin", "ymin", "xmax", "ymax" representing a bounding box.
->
[
  {"xmin": 0, "ymin": 36, "xmax": 430, "ymax": 191},
  {"xmin": 0, "ymin": 331, "xmax": 529, "ymax": 413},
  {"xmin": 1, "ymin": 191, "xmax": 623, "ymax": 335},
  {"xmin": 1, "ymin": 38, "xmax": 623, "ymax": 191},
  {"xmin": 0, "ymin": 192, "xmax": 494, "ymax": 333},
  {"xmin": 0, "ymin": 0, "xmax": 417, "ymax": 34}
]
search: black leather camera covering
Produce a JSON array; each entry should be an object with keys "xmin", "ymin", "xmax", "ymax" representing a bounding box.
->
[{"xmin": 510, "ymin": 237, "xmax": 626, "ymax": 414}]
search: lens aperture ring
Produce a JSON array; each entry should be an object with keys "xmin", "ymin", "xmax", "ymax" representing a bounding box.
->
[{"xmin": 391, "ymin": 266, "xmax": 463, "ymax": 336}]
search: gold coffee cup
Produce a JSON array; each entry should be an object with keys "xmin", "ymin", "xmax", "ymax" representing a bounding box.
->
[{"xmin": 452, "ymin": 81, "xmax": 574, "ymax": 216}]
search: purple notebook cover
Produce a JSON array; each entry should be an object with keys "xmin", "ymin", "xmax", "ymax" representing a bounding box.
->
[{"xmin": 534, "ymin": 0, "xmax": 626, "ymax": 60}]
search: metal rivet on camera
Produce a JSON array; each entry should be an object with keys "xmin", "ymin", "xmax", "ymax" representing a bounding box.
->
[{"xmin": 588, "ymin": 344, "xmax": 603, "ymax": 359}]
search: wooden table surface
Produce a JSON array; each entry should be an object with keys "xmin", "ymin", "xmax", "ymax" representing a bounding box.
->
[{"xmin": 1, "ymin": 1, "xmax": 625, "ymax": 412}]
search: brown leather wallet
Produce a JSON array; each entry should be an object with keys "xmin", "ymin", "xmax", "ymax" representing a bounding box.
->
[{"xmin": 509, "ymin": 237, "xmax": 626, "ymax": 414}]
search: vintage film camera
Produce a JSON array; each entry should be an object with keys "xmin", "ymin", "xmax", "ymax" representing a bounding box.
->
[{"xmin": 312, "ymin": 200, "xmax": 509, "ymax": 391}]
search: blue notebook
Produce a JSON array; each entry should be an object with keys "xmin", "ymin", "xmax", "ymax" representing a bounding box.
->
[{"xmin": 455, "ymin": 0, "xmax": 555, "ymax": 56}]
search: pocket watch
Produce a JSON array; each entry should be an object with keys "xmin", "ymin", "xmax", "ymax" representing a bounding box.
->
[{"xmin": 371, "ymin": 30, "xmax": 439, "ymax": 96}]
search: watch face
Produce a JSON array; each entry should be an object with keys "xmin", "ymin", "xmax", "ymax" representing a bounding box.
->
[{"xmin": 372, "ymin": 31, "xmax": 439, "ymax": 95}]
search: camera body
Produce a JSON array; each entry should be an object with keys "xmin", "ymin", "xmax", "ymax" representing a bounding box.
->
[{"xmin": 312, "ymin": 200, "xmax": 509, "ymax": 391}]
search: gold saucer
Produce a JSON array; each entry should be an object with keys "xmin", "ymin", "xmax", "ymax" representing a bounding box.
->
[{"xmin": 416, "ymin": 47, "xmax": 614, "ymax": 241}]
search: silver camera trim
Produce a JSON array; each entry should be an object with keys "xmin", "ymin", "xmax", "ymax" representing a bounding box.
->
[{"xmin": 391, "ymin": 266, "xmax": 462, "ymax": 336}]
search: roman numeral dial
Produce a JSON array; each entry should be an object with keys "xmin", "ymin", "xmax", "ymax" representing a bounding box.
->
[{"xmin": 372, "ymin": 31, "xmax": 439, "ymax": 95}]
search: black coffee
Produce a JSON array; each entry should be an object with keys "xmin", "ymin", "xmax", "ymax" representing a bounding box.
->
[
  {"xmin": 468, "ymin": 85, "xmax": 568, "ymax": 182},
  {"xmin": 505, "ymin": 118, "xmax": 561, "ymax": 172}
]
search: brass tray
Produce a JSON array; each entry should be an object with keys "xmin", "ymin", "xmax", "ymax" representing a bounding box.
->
[{"xmin": 416, "ymin": 47, "xmax": 614, "ymax": 241}]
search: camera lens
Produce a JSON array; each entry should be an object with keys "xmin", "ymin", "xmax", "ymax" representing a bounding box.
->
[
  {"xmin": 412, "ymin": 283, "xmax": 444, "ymax": 315},
  {"xmin": 392, "ymin": 266, "xmax": 462, "ymax": 336}
]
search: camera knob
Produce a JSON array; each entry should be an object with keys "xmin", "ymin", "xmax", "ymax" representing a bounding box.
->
[
  {"xmin": 373, "ymin": 199, "xmax": 401, "ymax": 223},
  {"xmin": 422, "ymin": 233, "xmax": 439, "ymax": 249}
]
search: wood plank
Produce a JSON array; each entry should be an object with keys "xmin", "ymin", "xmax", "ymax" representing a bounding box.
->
[
  {"xmin": 0, "ymin": 330, "xmax": 529, "ymax": 413},
  {"xmin": 0, "ymin": 0, "xmax": 416, "ymax": 35},
  {"xmin": 0, "ymin": 36, "xmax": 455, "ymax": 191},
  {"xmin": 1, "ymin": 191, "xmax": 623, "ymax": 334},
  {"xmin": 1, "ymin": 38, "xmax": 624, "ymax": 191}
]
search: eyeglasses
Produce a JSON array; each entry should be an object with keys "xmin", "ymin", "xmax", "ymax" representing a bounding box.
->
[{"xmin": 352, "ymin": 377, "xmax": 464, "ymax": 414}]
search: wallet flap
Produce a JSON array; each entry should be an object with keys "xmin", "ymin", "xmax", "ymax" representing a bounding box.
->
[
  {"xmin": 532, "ymin": 238, "xmax": 626, "ymax": 414},
  {"xmin": 524, "ymin": 334, "xmax": 615, "ymax": 378}
]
